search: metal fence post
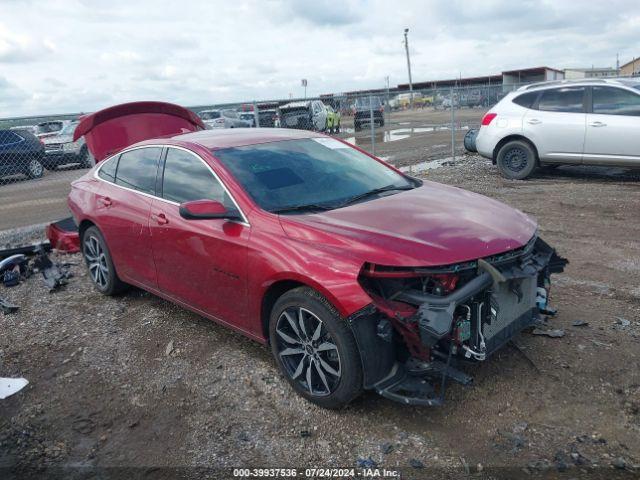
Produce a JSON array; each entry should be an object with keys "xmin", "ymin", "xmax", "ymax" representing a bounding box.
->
[
  {"xmin": 253, "ymin": 101, "xmax": 260, "ymax": 128},
  {"xmin": 450, "ymin": 86, "xmax": 455, "ymax": 162},
  {"xmin": 369, "ymin": 95, "xmax": 375, "ymax": 155}
]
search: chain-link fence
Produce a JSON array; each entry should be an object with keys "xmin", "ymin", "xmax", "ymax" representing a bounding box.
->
[{"xmin": 0, "ymin": 80, "xmax": 587, "ymax": 232}]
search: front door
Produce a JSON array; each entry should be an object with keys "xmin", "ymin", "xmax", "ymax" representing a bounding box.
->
[
  {"xmin": 523, "ymin": 86, "xmax": 586, "ymax": 164},
  {"xmin": 149, "ymin": 147, "xmax": 250, "ymax": 327},
  {"xmin": 94, "ymin": 147, "xmax": 162, "ymax": 289},
  {"xmin": 583, "ymin": 86, "xmax": 640, "ymax": 166}
]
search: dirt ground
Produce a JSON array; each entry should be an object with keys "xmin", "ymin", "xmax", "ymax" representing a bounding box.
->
[{"xmin": 1, "ymin": 122, "xmax": 640, "ymax": 479}]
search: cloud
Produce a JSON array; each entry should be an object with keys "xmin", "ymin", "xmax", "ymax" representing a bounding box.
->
[
  {"xmin": 283, "ymin": 0, "xmax": 362, "ymax": 26},
  {"xmin": 0, "ymin": 0, "xmax": 638, "ymax": 116},
  {"xmin": 0, "ymin": 24, "xmax": 55, "ymax": 63}
]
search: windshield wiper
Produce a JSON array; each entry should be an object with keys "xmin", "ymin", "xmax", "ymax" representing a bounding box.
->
[
  {"xmin": 270, "ymin": 203, "xmax": 334, "ymax": 215},
  {"xmin": 337, "ymin": 184, "xmax": 414, "ymax": 208}
]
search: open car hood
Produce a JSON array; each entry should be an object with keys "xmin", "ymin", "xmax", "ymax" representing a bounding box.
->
[
  {"xmin": 73, "ymin": 101, "xmax": 205, "ymax": 161},
  {"xmin": 280, "ymin": 181, "xmax": 538, "ymax": 267}
]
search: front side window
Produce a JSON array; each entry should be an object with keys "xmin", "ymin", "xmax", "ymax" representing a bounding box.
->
[
  {"xmin": 114, "ymin": 147, "xmax": 162, "ymax": 195},
  {"xmin": 215, "ymin": 137, "xmax": 413, "ymax": 213},
  {"xmin": 162, "ymin": 148, "xmax": 230, "ymax": 206},
  {"xmin": 592, "ymin": 86, "xmax": 640, "ymax": 116},
  {"xmin": 98, "ymin": 155, "xmax": 118, "ymax": 182},
  {"xmin": 537, "ymin": 87, "xmax": 585, "ymax": 113}
]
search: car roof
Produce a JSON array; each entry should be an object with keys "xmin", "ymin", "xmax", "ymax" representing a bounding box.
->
[
  {"xmin": 149, "ymin": 127, "xmax": 325, "ymax": 150},
  {"xmin": 517, "ymin": 77, "xmax": 640, "ymax": 92}
]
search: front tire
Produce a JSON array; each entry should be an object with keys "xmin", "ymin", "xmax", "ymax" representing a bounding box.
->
[
  {"xmin": 81, "ymin": 226, "xmax": 127, "ymax": 295},
  {"xmin": 496, "ymin": 140, "xmax": 537, "ymax": 180},
  {"xmin": 78, "ymin": 146, "xmax": 91, "ymax": 168},
  {"xmin": 269, "ymin": 287, "xmax": 363, "ymax": 409}
]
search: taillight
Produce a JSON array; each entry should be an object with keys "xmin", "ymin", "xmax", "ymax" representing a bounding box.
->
[{"xmin": 481, "ymin": 113, "xmax": 497, "ymax": 126}]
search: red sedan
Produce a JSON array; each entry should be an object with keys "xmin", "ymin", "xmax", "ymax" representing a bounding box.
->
[{"xmin": 68, "ymin": 102, "xmax": 566, "ymax": 408}]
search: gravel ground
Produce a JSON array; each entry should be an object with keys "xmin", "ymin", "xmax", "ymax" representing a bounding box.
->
[{"xmin": 1, "ymin": 153, "xmax": 640, "ymax": 479}]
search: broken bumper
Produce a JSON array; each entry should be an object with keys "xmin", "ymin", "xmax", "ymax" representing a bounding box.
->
[{"xmin": 350, "ymin": 236, "xmax": 567, "ymax": 406}]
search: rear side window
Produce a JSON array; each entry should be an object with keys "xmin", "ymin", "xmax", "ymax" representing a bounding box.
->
[
  {"xmin": 161, "ymin": 148, "xmax": 230, "ymax": 205},
  {"xmin": 592, "ymin": 86, "xmax": 640, "ymax": 116},
  {"xmin": 537, "ymin": 87, "xmax": 585, "ymax": 113},
  {"xmin": 115, "ymin": 147, "xmax": 162, "ymax": 195},
  {"xmin": 0, "ymin": 131, "xmax": 24, "ymax": 146},
  {"xmin": 512, "ymin": 92, "xmax": 538, "ymax": 108},
  {"xmin": 98, "ymin": 156, "xmax": 118, "ymax": 182}
]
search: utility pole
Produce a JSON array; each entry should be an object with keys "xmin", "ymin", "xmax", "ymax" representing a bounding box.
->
[
  {"xmin": 616, "ymin": 53, "xmax": 620, "ymax": 75},
  {"xmin": 403, "ymin": 28, "xmax": 413, "ymax": 109}
]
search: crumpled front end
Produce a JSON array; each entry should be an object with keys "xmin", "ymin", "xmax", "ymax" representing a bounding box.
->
[{"xmin": 350, "ymin": 235, "xmax": 567, "ymax": 406}]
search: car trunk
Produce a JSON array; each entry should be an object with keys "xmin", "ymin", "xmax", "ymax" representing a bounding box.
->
[{"xmin": 73, "ymin": 101, "xmax": 205, "ymax": 161}]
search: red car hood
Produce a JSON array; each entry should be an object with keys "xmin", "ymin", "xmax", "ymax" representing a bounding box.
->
[{"xmin": 280, "ymin": 181, "xmax": 537, "ymax": 267}]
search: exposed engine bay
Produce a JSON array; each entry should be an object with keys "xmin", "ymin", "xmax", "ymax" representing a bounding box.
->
[{"xmin": 350, "ymin": 235, "xmax": 568, "ymax": 406}]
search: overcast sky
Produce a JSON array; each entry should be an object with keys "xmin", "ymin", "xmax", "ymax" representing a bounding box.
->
[{"xmin": 1, "ymin": 0, "xmax": 638, "ymax": 117}]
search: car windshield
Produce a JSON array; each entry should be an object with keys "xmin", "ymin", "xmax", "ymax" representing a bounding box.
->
[
  {"xmin": 355, "ymin": 97, "xmax": 382, "ymax": 108},
  {"xmin": 59, "ymin": 122, "xmax": 78, "ymax": 135},
  {"xmin": 200, "ymin": 111, "xmax": 220, "ymax": 120},
  {"xmin": 215, "ymin": 138, "xmax": 414, "ymax": 213}
]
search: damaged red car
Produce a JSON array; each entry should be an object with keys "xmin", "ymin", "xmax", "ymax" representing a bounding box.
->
[{"xmin": 68, "ymin": 102, "xmax": 566, "ymax": 409}]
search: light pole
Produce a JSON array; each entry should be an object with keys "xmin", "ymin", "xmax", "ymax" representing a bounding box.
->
[{"xmin": 403, "ymin": 28, "xmax": 414, "ymax": 109}]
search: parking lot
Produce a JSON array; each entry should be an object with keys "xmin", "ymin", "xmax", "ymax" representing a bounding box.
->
[{"xmin": 2, "ymin": 138, "xmax": 639, "ymax": 477}]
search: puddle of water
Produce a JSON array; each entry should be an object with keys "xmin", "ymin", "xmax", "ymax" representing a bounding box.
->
[
  {"xmin": 341, "ymin": 124, "xmax": 472, "ymax": 147},
  {"xmin": 400, "ymin": 157, "xmax": 454, "ymax": 174}
]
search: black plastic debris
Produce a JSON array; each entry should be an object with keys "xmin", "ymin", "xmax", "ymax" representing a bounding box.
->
[
  {"xmin": 0, "ymin": 241, "xmax": 51, "ymax": 261},
  {"xmin": 409, "ymin": 459, "xmax": 424, "ymax": 469},
  {"xmin": 0, "ymin": 297, "xmax": 18, "ymax": 314},
  {"xmin": 32, "ymin": 245, "xmax": 73, "ymax": 292},
  {"xmin": 380, "ymin": 442, "xmax": 393, "ymax": 455},
  {"xmin": 572, "ymin": 320, "xmax": 589, "ymax": 327},
  {"xmin": 0, "ymin": 254, "xmax": 29, "ymax": 287},
  {"xmin": 532, "ymin": 328, "xmax": 565, "ymax": 338},
  {"xmin": 356, "ymin": 457, "xmax": 377, "ymax": 468}
]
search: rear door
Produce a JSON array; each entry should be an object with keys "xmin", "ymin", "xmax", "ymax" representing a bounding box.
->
[
  {"xmin": 149, "ymin": 146, "xmax": 250, "ymax": 326},
  {"xmin": 94, "ymin": 146, "xmax": 162, "ymax": 289},
  {"xmin": 523, "ymin": 86, "xmax": 587, "ymax": 164},
  {"xmin": 583, "ymin": 86, "xmax": 640, "ymax": 166}
]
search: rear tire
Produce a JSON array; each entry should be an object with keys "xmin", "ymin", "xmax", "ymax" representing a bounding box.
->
[
  {"xmin": 496, "ymin": 140, "xmax": 537, "ymax": 180},
  {"xmin": 269, "ymin": 287, "xmax": 363, "ymax": 409},
  {"xmin": 25, "ymin": 159, "xmax": 44, "ymax": 179},
  {"xmin": 81, "ymin": 226, "xmax": 127, "ymax": 295}
]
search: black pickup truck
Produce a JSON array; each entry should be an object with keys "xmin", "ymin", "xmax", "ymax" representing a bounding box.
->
[{"xmin": 353, "ymin": 96, "xmax": 385, "ymax": 130}]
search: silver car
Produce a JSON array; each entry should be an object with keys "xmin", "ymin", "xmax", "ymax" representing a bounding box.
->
[
  {"xmin": 198, "ymin": 109, "xmax": 249, "ymax": 129},
  {"xmin": 41, "ymin": 121, "xmax": 93, "ymax": 170},
  {"xmin": 475, "ymin": 78, "xmax": 640, "ymax": 179}
]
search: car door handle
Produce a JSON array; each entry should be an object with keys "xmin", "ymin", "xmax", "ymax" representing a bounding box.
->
[
  {"xmin": 589, "ymin": 121, "xmax": 607, "ymax": 127},
  {"xmin": 526, "ymin": 119, "xmax": 542, "ymax": 125},
  {"xmin": 152, "ymin": 213, "xmax": 169, "ymax": 225},
  {"xmin": 98, "ymin": 197, "xmax": 112, "ymax": 207}
]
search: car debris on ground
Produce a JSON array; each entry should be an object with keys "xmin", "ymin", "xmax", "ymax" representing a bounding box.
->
[
  {"xmin": 531, "ymin": 328, "xmax": 565, "ymax": 338},
  {"xmin": 0, "ymin": 377, "xmax": 29, "ymax": 400}
]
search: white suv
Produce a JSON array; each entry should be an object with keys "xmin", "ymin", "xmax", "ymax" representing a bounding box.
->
[{"xmin": 475, "ymin": 78, "xmax": 640, "ymax": 179}]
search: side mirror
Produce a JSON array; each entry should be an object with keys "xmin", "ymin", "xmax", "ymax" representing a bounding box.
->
[{"xmin": 179, "ymin": 199, "xmax": 241, "ymax": 221}]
